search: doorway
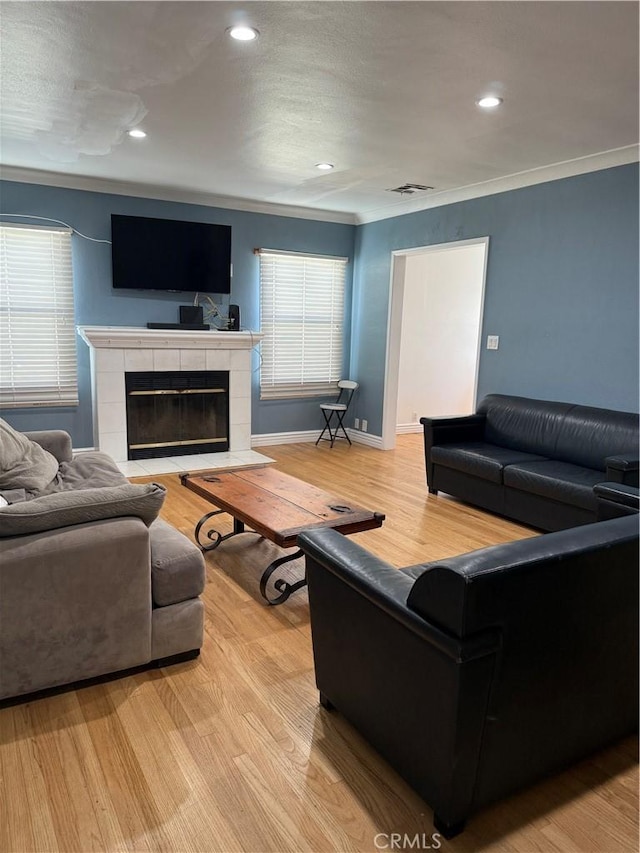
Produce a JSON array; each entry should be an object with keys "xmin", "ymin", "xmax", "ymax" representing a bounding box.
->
[{"xmin": 381, "ymin": 238, "xmax": 489, "ymax": 450}]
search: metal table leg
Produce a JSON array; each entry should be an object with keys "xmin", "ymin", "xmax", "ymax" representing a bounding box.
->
[
  {"xmin": 194, "ymin": 509, "xmax": 307, "ymax": 605},
  {"xmin": 194, "ymin": 509, "xmax": 257, "ymax": 551},
  {"xmin": 259, "ymin": 549, "xmax": 306, "ymax": 605}
]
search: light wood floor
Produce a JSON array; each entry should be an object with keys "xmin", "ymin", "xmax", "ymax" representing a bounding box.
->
[{"xmin": 1, "ymin": 436, "xmax": 637, "ymax": 853}]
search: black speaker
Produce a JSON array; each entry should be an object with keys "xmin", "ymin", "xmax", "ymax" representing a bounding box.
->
[
  {"xmin": 228, "ymin": 304, "xmax": 240, "ymax": 331},
  {"xmin": 179, "ymin": 305, "xmax": 204, "ymax": 325}
]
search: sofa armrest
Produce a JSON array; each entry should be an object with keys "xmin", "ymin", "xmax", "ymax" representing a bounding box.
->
[
  {"xmin": 594, "ymin": 482, "xmax": 640, "ymax": 520},
  {"xmin": 419, "ymin": 414, "xmax": 486, "ymax": 491},
  {"xmin": 407, "ymin": 515, "xmax": 638, "ymax": 638},
  {"xmin": 298, "ymin": 528, "xmax": 497, "ymax": 662},
  {"xmin": 420, "ymin": 413, "xmax": 486, "ymax": 434},
  {"xmin": 605, "ymin": 455, "xmax": 639, "ymax": 486},
  {"xmin": 0, "ymin": 517, "xmax": 152, "ymax": 701},
  {"xmin": 297, "ymin": 527, "xmax": 501, "ymax": 830},
  {"xmin": 24, "ymin": 429, "xmax": 73, "ymax": 464}
]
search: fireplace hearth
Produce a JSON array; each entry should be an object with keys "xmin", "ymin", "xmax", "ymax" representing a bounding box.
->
[{"xmin": 126, "ymin": 371, "xmax": 229, "ymax": 460}]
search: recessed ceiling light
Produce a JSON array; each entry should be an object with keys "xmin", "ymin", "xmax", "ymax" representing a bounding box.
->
[
  {"xmin": 476, "ymin": 96, "xmax": 503, "ymax": 109},
  {"xmin": 315, "ymin": 163, "xmax": 334, "ymax": 171},
  {"xmin": 228, "ymin": 26, "xmax": 259, "ymax": 41},
  {"xmin": 127, "ymin": 129, "xmax": 147, "ymax": 138}
]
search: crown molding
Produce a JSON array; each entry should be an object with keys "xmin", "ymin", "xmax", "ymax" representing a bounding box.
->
[
  {"xmin": 0, "ymin": 166, "xmax": 357, "ymax": 226},
  {"xmin": 2, "ymin": 144, "xmax": 637, "ymax": 228},
  {"xmin": 355, "ymin": 145, "xmax": 640, "ymax": 225}
]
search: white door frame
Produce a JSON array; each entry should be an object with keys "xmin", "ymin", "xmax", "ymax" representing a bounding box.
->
[{"xmin": 381, "ymin": 237, "xmax": 490, "ymax": 450}]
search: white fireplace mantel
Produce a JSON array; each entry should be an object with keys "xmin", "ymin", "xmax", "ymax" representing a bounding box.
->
[
  {"xmin": 78, "ymin": 326, "xmax": 263, "ymax": 462},
  {"xmin": 78, "ymin": 326, "xmax": 263, "ymax": 351}
]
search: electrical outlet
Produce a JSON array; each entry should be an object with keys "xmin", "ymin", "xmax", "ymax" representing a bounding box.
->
[
  {"xmin": 487, "ymin": 335, "xmax": 500, "ymax": 350},
  {"xmin": 362, "ymin": 419, "xmax": 368, "ymax": 432},
  {"xmin": 354, "ymin": 418, "xmax": 360, "ymax": 430}
]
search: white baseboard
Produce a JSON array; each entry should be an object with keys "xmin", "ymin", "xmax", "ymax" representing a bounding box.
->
[
  {"xmin": 251, "ymin": 428, "xmax": 385, "ymax": 449},
  {"xmin": 251, "ymin": 429, "xmax": 319, "ymax": 447},
  {"xmin": 348, "ymin": 429, "xmax": 384, "ymax": 449},
  {"xmin": 396, "ymin": 423, "xmax": 422, "ymax": 435}
]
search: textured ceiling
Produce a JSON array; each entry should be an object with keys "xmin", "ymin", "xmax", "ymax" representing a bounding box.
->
[{"xmin": 1, "ymin": 1, "xmax": 638, "ymax": 221}]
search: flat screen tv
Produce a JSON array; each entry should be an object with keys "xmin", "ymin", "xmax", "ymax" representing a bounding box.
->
[{"xmin": 111, "ymin": 214, "xmax": 232, "ymax": 293}]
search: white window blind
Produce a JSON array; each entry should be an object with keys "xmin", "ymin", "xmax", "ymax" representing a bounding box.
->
[
  {"xmin": 0, "ymin": 224, "xmax": 78, "ymax": 408},
  {"xmin": 259, "ymin": 249, "xmax": 347, "ymax": 399}
]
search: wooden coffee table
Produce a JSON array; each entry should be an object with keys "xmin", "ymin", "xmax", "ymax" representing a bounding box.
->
[{"xmin": 181, "ymin": 466, "xmax": 385, "ymax": 605}]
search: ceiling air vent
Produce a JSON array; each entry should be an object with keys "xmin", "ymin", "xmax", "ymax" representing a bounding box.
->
[{"xmin": 386, "ymin": 183, "xmax": 434, "ymax": 195}]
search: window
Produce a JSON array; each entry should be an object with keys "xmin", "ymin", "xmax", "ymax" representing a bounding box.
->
[
  {"xmin": 0, "ymin": 224, "xmax": 78, "ymax": 408},
  {"xmin": 259, "ymin": 249, "xmax": 347, "ymax": 399}
]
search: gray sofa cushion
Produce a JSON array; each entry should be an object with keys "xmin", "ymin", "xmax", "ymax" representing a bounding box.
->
[
  {"xmin": 430, "ymin": 442, "xmax": 547, "ymax": 484},
  {"xmin": 150, "ymin": 518, "xmax": 206, "ymax": 607},
  {"xmin": 0, "ymin": 488, "xmax": 27, "ymax": 505},
  {"xmin": 25, "ymin": 430, "xmax": 73, "ymax": 464},
  {"xmin": 0, "ymin": 417, "xmax": 59, "ymax": 493},
  {"xmin": 152, "ymin": 598, "xmax": 204, "ymax": 660},
  {"xmin": 54, "ymin": 451, "xmax": 128, "ymax": 491},
  {"xmin": 503, "ymin": 460, "xmax": 604, "ymax": 510},
  {"xmin": 0, "ymin": 482, "xmax": 166, "ymax": 537}
]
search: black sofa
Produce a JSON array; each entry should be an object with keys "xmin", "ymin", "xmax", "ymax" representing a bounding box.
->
[
  {"xmin": 298, "ymin": 496, "xmax": 639, "ymax": 837},
  {"xmin": 421, "ymin": 394, "xmax": 639, "ymax": 531}
]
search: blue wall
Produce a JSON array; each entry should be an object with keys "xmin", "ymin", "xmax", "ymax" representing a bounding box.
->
[
  {"xmin": 2, "ymin": 163, "xmax": 638, "ymax": 447},
  {"xmin": 351, "ymin": 164, "xmax": 639, "ymax": 435},
  {"xmin": 0, "ymin": 181, "xmax": 355, "ymax": 445}
]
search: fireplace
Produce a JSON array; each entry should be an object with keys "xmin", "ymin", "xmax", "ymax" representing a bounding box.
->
[
  {"xmin": 125, "ymin": 371, "xmax": 229, "ymax": 460},
  {"xmin": 78, "ymin": 327, "xmax": 263, "ymax": 463}
]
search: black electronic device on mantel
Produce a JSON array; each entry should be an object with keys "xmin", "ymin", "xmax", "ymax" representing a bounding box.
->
[
  {"xmin": 180, "ymin": 305, "xmax": 204, "ymax": 325},
  {"xmin": 111, "ymin": 214, "xmax": 232, "ymax": 293},
  {"xmin": 228, "ymin": 304, "xmax": 240, "ymax": 331}
]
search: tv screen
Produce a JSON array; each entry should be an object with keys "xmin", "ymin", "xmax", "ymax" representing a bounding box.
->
[{"xmin": 111, "ymin": 214, "xmax": 232, "ymax": 293}]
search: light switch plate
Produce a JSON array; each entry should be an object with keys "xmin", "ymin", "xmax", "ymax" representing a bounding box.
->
[{"xmin": 487, "ymin": 335, "xmax": 500, "ymax": 350}]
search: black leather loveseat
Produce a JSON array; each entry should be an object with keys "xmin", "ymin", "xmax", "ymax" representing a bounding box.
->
[
  {"xmin": 298, "ymin": 496, "xmax": 639, "ymax": 837},
  {"xmin": 421, "ymin": 394, "xmax": 639, "ymax": 531}
]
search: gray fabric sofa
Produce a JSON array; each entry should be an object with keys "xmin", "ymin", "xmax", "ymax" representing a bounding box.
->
[
  {"xmin": 0, "ymin": 428, "xmax": 205, "ymax": 703},
  {"xmin": 421, "ymin": 394, "xmax": 639, "ymax": 531}
]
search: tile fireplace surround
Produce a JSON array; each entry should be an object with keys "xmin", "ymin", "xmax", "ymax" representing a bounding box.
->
[{"xmin": 78, "ymin": 326, "xmax": 267, "ymax": 475}]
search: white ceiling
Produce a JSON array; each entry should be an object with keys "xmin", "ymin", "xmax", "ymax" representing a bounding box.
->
[{"xmin": 1, "ymin": 1, "xmax": 638, "ymax": 223}]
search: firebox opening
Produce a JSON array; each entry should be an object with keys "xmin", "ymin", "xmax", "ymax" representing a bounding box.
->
[{"xmin": 125, "ymin": 371, "xmax": 229, "ymax": 460}]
